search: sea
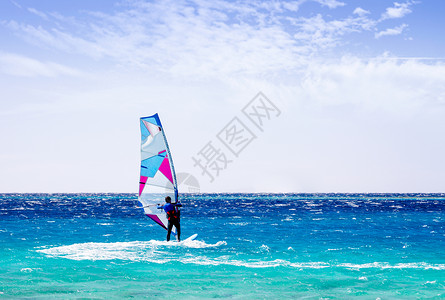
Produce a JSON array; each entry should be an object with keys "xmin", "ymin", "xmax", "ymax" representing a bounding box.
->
[{"xmin": 1, "ymin": 193, "xmax": 444, "ymax": 299}]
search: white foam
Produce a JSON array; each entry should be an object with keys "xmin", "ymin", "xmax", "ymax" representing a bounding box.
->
[
  {"xmin": 228, "ymin": 222, "xmax": 248, "ymax": 226},
  {"xmin": 36, "ymin": 239, "xmax": 226, "ymax": 261},
  {"xmin": 259, "ymin": 244, "xmax": 270, "ymax": 252},
  {"xmin": 36, "ymin": 243, "xmax": 445, "ymax": 271},
  {"xmin": 20, "ymin": 268, "xmax": 33, "ymax": 273},
  {"xmin": 36, "ymin": 243, "xmax": 330, "ymax": 268},
  {"xmin": 339, "ymin": 262, "xmax": 445, "ymax": 270},
  {"xmin": 148, "ymin": 239, "xmax": 226, "ymax": 249},
  {"xmin": 20, "ymin": 268, "xmax": 42, "ymax": 273},
  {"xmin": 345, "ymin": 201, "xmax": 359, "ymax": 207},
  {"xmin": 179, "ymin": 258, "xmax": 329, "ymax": 269}
]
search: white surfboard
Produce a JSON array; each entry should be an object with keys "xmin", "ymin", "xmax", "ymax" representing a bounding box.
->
[{"xmin": 182, "ymin": 233, "xmax": 198, "ymax": 242}]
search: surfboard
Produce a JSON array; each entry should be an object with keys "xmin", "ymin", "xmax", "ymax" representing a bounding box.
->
[{"xmin": 183, "ymin": 233, "xmax": 198, "ymax": 242}]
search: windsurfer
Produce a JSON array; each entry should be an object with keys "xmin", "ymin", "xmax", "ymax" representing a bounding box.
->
[{"xmin": 157, "ymin": 196, "xmax": 182, "ymax": 241}]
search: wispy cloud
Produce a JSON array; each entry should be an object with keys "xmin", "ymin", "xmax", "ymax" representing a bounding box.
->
[
  {"xmin": 381, "ymin": 1, "xmax": 414, "ymax": 20},
  {"xmin": 0, "ymin": 52, "xmax": 82, "ymax": 77},
  {"xmin": 301, "ymin": 56, "xmax": 445, "ymax": 114},
  {"xmin": 353, "ymin": 7, "xmax": 370, "ymax": 17},
  {"xmin": 27, "ymin": 7, "xmax": 48, "ymax": 20},
  {"xmin": 375, "ymin": 24, "xmax": 408, "ymax": 39},
  {"xmin": 1, "ymin": 0, "xmax": 417, "ymax": 77},
  {"xmin": 293, "ymin": 13, "xmax": 376, "ymax": 48},
  {"xmin": 314, "ymin": 0, "xmax": 345, "ymax": 9},
  {"xmin": 10, "ymin": 0, "xmax": 21, "ymax": 9}
]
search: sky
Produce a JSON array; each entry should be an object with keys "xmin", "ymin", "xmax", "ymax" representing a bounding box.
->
[{"xmin": 0, "ymin": 0, "xmax": 444, "ymax": 193}]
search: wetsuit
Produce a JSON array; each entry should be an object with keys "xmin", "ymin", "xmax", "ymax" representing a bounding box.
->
[{"xmin": 158, "ymin": 202, "xmax": 182, "ymax": 241}]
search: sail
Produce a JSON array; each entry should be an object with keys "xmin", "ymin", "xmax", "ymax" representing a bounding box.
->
[{"xmin": 138, "ymin": 113, "xmax": 178, "ymax": 232}]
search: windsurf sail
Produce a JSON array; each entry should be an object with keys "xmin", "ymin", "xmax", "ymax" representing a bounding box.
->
[{"xmin": 138, "ymin": 113, "xmax": 178, "ymax": 233}]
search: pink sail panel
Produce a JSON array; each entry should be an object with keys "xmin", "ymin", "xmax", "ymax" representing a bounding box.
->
[
  {"xmin": 146, "ymin": 214, "xmax": 167, "ymax": 230},
  {"xmin": 158, "ymin": 155, "xmax": 174, "ymax": 184},
  {"xmin": 139, "ymin": 176, "xmax": 148, "ymax": 196}
]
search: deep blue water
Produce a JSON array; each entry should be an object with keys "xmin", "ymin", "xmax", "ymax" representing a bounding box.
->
[{"xmin": 1, "ymin": 193, "xmax": 444, "ymax": 298}]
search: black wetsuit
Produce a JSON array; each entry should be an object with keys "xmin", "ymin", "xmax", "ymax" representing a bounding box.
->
[{"xmin": 158, "ymin": 203, "xmax": 182, "ymax": 241}]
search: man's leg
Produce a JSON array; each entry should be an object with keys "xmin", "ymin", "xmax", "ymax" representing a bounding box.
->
[
  {"xmin": 167, "ymin": 220, "xmax": 173, "ymax": 241},
  {"xmin": 175, "ymin": 219, "xmax": 181, "ymax": 242}
]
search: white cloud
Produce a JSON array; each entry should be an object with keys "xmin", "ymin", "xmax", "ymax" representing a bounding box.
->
[
  {"xmin": 10, "ymin": 0, "xmax": 22, "ymax": 9},
  {"xmin": 2, "ymin": 0, "xmax": 386, "ymax": 79},
  {"xmin": 353, "ymin": 7, "xmax": 370, "ymax": 17},
  {"xmin": 381, "ymin": 1, "xmax": 413, "ymax": 20},
  {"xmin": 221, "ymin": 57, "xmax": 445, "ymax": 192},
  {"xmin": 282, "ymin": 1, "xmax": 304, "ymax": 12},
  {"xmin": 293, "ymin": 13, "xmax": 376, "ymax": 49},
  {"xmin": 301, "ymin": 56, "xmax": 445, "ymax": 113},
  {"xmin": 27, "ymin": 7, "xmax": 48, "ymax": 20},
  {"xmin": 375, "ymin": 24, "xmax": 408, "ymax": 39},
  {"xmin": 0, "ymin": 52, "xmax": 83, "ymax": 77},
  {"xmin": 2, "ymin": 54, "xmax": 445, "ymax": 193},
  {"xmin": 314, "ymin": 0, "xmax": 345, "ymax": 9}
]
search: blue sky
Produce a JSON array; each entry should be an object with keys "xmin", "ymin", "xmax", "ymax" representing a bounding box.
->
[{"xmin": 1, "ymin": 0, "xmax": 444, "ymax": 193}]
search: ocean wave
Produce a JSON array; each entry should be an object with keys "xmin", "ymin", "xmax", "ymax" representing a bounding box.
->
[
  {"xmin": 227, "ymin": 222, "xmax": 248, "ymax": 226},
  {"xmin": 345, "ymin": 201, "xmax": 359, "ymax": 208},
  {"xmin": 36, "ymin": 243, "xmax": 445, "ymax": 271},
  {"xmin": 179, "ymin": 258, "xmax": 330, "ymax": 269},
  {"xmin": 20, "ymin": 268, "xmax": 42, "ymax": 273},
  {"xmin": 338, "ymin": 262, "xmax": 445, "ymax": 270},
  {"xmin": 258, "ymin": 244, "xmax": 270, "ymax": 252}
]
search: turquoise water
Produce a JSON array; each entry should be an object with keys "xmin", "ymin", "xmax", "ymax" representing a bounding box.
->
[{"xmin": 1, "ymin": 193, "xmax": 444, "ymax": 298}]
